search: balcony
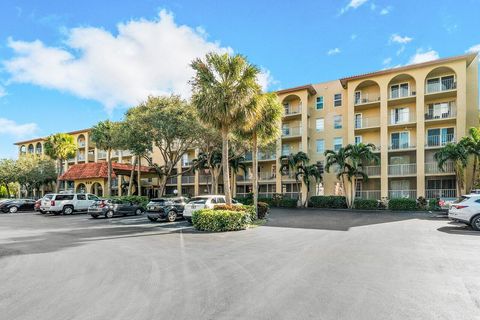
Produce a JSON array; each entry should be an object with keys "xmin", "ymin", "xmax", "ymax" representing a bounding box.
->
[
  {"xmin": 425, "ymin": 189, "xmax": 457, "ymax": 199},
  {"xmin": 166, "ymin": 177, "xmax": 177, "ymax": 185},
  {"xmin": 236, "ymin": 175, "xmax": 252, "ymax": 182},
  {"xmin": 425, "ymin": 103, "xmax": 456, "ymax": 121},
  {"xmin": 425, "ymin": 134, "xmax": 455, "ymax": 148},
  {"xmin": 363, "ymin": 165, "xmax": 381, "ymax": 177},
  {"xmin": 284, "ymin": 105, "xmax": 302, "ymax": 117},
  {"xmin": 198, "ymin": 175, "xmax": 211, "ymax": 184},
  {"xmin": 97, "ymin": 151, "xmax": 107, "ymax": 159},
  {"xmin": 389, "ymin": 89, "xmax": 416, "ymax": 100},
  {"xmin": 259, "ymin": 172, "xmax": 276, "ymax": 181},
  {"xmin": 181, "ymin": 176, "xmax": 195, "ymax": 184},
  {"xmin": 388, "ymin": 113, "xmax": 415, "ymax": 126},
  {"xmin": 388, "ymin": 190, "xmax": 417, "ymax": 199},
  {"xmin": 182, "ymin": 161, "xmax": 193, "ymax": 167},
  {"xmin": 425, "ymin": 162, "xmax": 455, "ymax": 174},
  {"xmin": 78, "ymin": 141, "xmax": 86, "ymax": 148},
  {"xmin": 122, "ymin": 150, "xmax": 132, "ymax": 157},
  {"xmin": 354, "ymin": 117, "xmax": 380, "ymax": 130},
  {"xmin": 354, "ymin": 96, "xmax": 380, "ymax": 107},
  {"xmin": 388, "ymin": 163, "xmax": 416, "ymax": 176},
  {"xmin": 282, "ymin": 126, "xmax": 302, "ymax": 138},
  {"xmin": 426, "ymin": 77, "xmax": 456, "ymax": 94},
  {"xmin": 356, "ymin": 190, "xmax": 381, "ymax": 200},
  {"xmin": 77, "ymin": 155, "xmax": 86, "ymax": 162},
  {"xmin": 244, "ymin": 151, "xmax": 276, "ymax": 162},
  {"xmin": 388, "ymin": 140, "xmax": 415, "ymax": 151}
]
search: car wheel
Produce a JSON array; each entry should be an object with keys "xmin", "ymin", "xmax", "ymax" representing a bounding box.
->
[
  {"xmin": 148, "ymin": 217, "xmax": 158, "ymax": 222},
  {"xmin": 9, "ymin": 206, "xmax": 18, "ymax": 213},
  {"xmin": 91, "ymin": 215, "xmax": 98, "ymax": 219},
  {"xmin": 105, "ymin": 210, "xmax": 114, "ymax": 218},
  {"xmin": 63, "ymin": 206, "xmax": 74, "ymax": 215},
  {"xmin": 166, "ymin": 210, "xmax": 177, "ymax": 222},
  {"xmin": 39, "ymin": 210, "xmax": 45, "ymax": 214},
  {"xmin": 471, "ymin": 215, "xmax": 480, "ymax": 231},
  {"xmin": 135, "ymin": 208, "xmax": 143, "ymax": 215}
]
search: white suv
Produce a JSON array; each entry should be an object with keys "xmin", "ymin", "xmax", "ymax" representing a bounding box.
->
[
  {"xmin": 183, "ymin": 195, "xmax": 240, "ymax": 223},
  {"xmin": 448, "ymin": 194, "xmax": 480, "ymax": 231},
  {"xmin": 40, "ymin": 193, "xmax": 101, "ymax": 215}
]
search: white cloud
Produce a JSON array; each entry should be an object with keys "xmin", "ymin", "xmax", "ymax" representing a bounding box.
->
[
  {"xmin": 408, "ymin": 49, "xmax": 439, "ymax": 64},
  {"xmin": 390, "ymin": 34, "xmax": 413, "ymax": 44},
  {"xmin": 370, "ymin": 3, "xmax": 377, "ymax": 11},
  {"xmin": 382, "ymin": 57, "xmax": 392, "ymax": 65},
  {"xmin": 350, "ymin": 34, "xmax": 357, "ymax": 40},
  {"xmin": 3, "ymin": 10, "xmax": 273, "ymax": 111},
  {"xmin": 466, "ymin": 44, "xmax": 480, "ymax": 53},
  {"xmin": 340, "ymin": 0, "xmax": 368, "ymax": 14},
  {"xmin": 327, "ymin": 48, "xmax": 341, "ymax": 56},
  {"xmin": 0, "ymin": 118, "xmax": 38, "ymax": 137},
  {"xmin": 380, "ymin": 6, "xmax": 392, "ymax": 15}
]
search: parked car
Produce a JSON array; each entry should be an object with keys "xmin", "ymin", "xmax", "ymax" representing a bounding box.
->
[
  {"xmin": 146, "ymin": 197, "xmax": 189, "ymax": 222},
  {"xmin": 182, "ymin": 195, "xmax": 240, "ymax": 223},
  {"xmin": 40, "ymin": 193, "xmax": 101, "ymax": 215},
  {"xmin": 89, "ymin": 199, "xmax": 144, "ymax": 218},
  {"xmin": 448, "ymin": 194, "xmax": 480, "ymax": 231},
  {"xmin": 0, "ymin": 199, "xmax": 36, "ymax": 213}
]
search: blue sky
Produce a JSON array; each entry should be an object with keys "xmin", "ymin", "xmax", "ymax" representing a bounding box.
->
[{"xmin": 0, "ymin": 0, "xmax": 479, "ymax": 158}]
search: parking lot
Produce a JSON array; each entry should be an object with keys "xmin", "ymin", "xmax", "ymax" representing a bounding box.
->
[{"xmin": 1, "ymin": 209, "xmax": 479, "ymax": 320}]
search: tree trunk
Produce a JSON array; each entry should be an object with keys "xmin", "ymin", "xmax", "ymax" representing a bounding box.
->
[
  {"xmin": 221, "ymin": 127, "xmax": 232, "ymax": 204},
  {"xmin": 350, "ymin": 176, "xmax": 356, "ymax": 209},
  {"xmin": 137, "ymin": 157, "xmax": 142, "ymax": 197},
  {"xmin": 128, "ymin": 156, "xmax": 137, "ymax": 196},
  {"xmin": 106, "ymin": 150, "xmax": 112, "ymax": 197},
  {"xmin": 472, "ymin": 155, "xmax": 478, "ymax": 190},
  {"xmin": 55, "ymin": 160, "xmax": 61, "ymax": 193},
  {"xmin": 252, "ymin": 134, "xmax": 258, "ymax": 218},
  {"xmin": 5, "ymin": 184, "xmax": 10, "ymax": 198}
]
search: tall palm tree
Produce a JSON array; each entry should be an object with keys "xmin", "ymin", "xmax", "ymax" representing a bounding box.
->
[
  {"xmin": 460, "ymin": 127, "xmax": 480, "ymax": 189},
  {"xmin": 236, "ymin": 93, "xmax": 283, "ymax": 216},
  {"xmin": 296, "ymin": 163, "xmax": 323, "ymax": 206},
  {"xmin": 191, "ymin": 52, "xmax": 261, "ymax": 204},
  {"xmin": 91, "ymin": 120, "xmax": 122, "ymax": 197},
  {"xmin": 279, "ymin": 151, "xmax": 310, "ymax": 203},
  {"xmin": 324, "ymin": 143, "xmax": 378, "ymax": 208},
  {"xmin": 44, "ymin": 133, "xmax": 77, "ymax": 192},
  {"xmin": 434, "ymin": 142, "xmax": 468, "ymax": 197}
]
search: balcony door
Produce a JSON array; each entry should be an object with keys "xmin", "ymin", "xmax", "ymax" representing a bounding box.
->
[
  {"xmin": 354, "ymin": 113, "xmax": 362, "ymax": 128},
  {"xmin": 391, "ymin": 107, "xmax": 409, "ymax": 124},
  {"xmin": 354, "ymin": 91, "xmax": 361, "ymax": 104},
  {"xmin": 391, "ymin": 132, "xmax": 409, "ymax": 149}
]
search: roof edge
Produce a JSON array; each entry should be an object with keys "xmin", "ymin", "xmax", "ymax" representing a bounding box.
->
[{"xmin": 276, "ymin": 84, "xmax": 317, "ymax": 96}]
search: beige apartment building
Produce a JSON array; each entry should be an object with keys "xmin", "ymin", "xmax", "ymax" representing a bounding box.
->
[{"xmin": 15, "ymin": 53, "xmax": 479, "ymax": 201}]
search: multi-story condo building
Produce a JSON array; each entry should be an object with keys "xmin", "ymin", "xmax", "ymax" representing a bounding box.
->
[{"xmin": 15, "ymin": 53, "xmax": 479, "ymax": 201}]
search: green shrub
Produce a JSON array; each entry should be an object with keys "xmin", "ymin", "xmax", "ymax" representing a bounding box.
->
[
  {"xmin": 111, "ymin": 195, "xmax": 149, "ymax": 209},
  {"xmin": 234, "ymin": 197, "xmax": 252, "ymax": 205},
  {"xmin": 192, "ymin": 209, "xmax": 251, "ymax": 232},
  {"xmin": 428, "ymin": 198, "xmax": 441, "ymax": 211},
  {"xmin": 388, "ymin": 198, "xmax": 417, "ymax": 211},
  {"xmin": 353, "ymin": 199, "xmax": 378, "ymax": 210},
  {"xmin": 416, "ymin": 196, "xmax": 428, "ymax": 210},
  {"xmin": 257, "ymin": 202, "xmax": 269, "ymax": 219},
  {"xmin": 309, "ymin": 196, "xmax": 347, "ymax": 209},
  {"xmin": 279, "ymin": 198, "xmax": 297, "ymax": 208}
]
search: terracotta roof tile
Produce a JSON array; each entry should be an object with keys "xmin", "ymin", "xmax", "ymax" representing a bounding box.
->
[{"xmin": 59, "ymin": 162, "xmax": 154, "ymax": 180}]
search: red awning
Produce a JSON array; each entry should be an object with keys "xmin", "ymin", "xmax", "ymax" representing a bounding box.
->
[{"xmin": 59, "ymin": 162, "xmax": 154, "ymax": 181}]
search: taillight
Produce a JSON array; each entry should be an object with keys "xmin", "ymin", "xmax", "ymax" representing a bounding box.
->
[
  {"xmin": 51, "ymin": 200, "xmax": 55, "ymax": 206},
  {"xmin": 99, "ymin": 200, "xmax": 106, "ymax": 208},
  {"xmin": 454, "ymin": 205, "xmax": 468, "ymax": 209}
]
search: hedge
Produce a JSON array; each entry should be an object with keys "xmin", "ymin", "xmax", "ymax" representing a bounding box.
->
[
  {"xmin": 388, "ymin": 198, "xmax": 417, "ymax": 211},
  {"xmin": 309, "ymin": 196, "xmax": 347, "ymax": 209},
  {"xmin": 192, "ymin": 209, "xmax": 251, "ymax": 232},
  {"xmin": 234, "ymin": 195, "xmax": 296, "ymax": 208},
  {"xmin": 353, "ymin": 199, "xmax": 378, "ymax": 210}
]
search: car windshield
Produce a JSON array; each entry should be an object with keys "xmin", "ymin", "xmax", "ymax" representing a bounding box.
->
[
  {"xmin": 454, "ymin": 196, "xmax": 472, "ymax": 204},
  {"xmin": 189, "ymin": 197, "xmax": 208, "ymax": 204},
  {"xmin": 44, "ymin": 194, "xmax": 53, "ymax": 200}
]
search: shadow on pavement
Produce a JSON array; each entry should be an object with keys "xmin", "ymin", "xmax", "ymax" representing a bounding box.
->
[{"xmin": 264, "ymin": 208, "xmax": 443, "ymax": 232}]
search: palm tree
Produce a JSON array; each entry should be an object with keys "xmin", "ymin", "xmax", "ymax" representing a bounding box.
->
[
  {"xmin": 296, "ymin": 163, "xmax": 323, "ymax": 206},
  {"xmin": 191, "ymin": 150, "xmax": 222, "ymax": 194},
  {"xmin": 279, "ymin": 151, "xmax": 309, "ymax": 204},
  {"xmin": 324, "ymin": 143, "xmax": 378, "ymax": 208},
  {"xmin": 434, "ymin": 142, "xmax": 468, "ymax": 197},
  {"xmin": 460, "ymin": 127, "xmax": 480, "ymax": 189},
  {"xmin": 236, "ymin": 93, "xmax": 283, "ymax": 216},
  {"xmin": 91, "ymin": 120, "xmax": 122, "ymax": 197},
  {"xmin": 191, "ymin": 52, "xmax": 261, "ymax": 204},
  {"xmin": 44, "ymin": 133, "xmax": 77, "ymax": 192}
]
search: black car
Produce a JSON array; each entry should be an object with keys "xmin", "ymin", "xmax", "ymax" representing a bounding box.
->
[
  {"xmin": 88, "ymin": 199, "xmax": 144, "ymax": 218},
  {"xmin": 146, "ymin": 197, "xmax": 189, "ymax": 222},
  {"xmin": 0, "ymin": 199, "xmax": 36, "ymax": 213}
]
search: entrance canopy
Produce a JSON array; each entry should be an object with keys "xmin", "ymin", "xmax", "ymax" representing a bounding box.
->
[{"xmin": 59, "ymin": 162, "xmax": 155, "ymax": 181}]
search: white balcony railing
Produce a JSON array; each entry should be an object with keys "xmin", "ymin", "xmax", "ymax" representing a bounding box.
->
[
  {"xmin": 388, "ymin": 163, "xmax": 417, "ymax": 176},
  {"xmin": 181, "ymin": 176, "xmax": 195, "ymax": 184},
  {"xmin": 284, "ymin": 105, "xmax": 301, "ymax": 116},
  {"xmin": 425, "ymin": 162, "xmax": 455, "ymax": 174},
  {"xmin": 354, "ymin": 96, "xmax": 380, "ymax": 105},
  {"xmin": 425, "ymin": 103, "xmax": 456, "ymax": 120},
  {"xmin": 389, "ymin": 140, "xmax": 415, "ymax": 150},
  {"xmin": 282, "ymin": 126, "xmax": 302, "ymax": 137},
  {"xmin": 426, "ymin": 134, "xmax": 455, "ymax": 148},
  {"xmin": 363, "ymin": 165, "xmax": 381, "ymax": 177},
  {"xmin": 425, "ymin": 189, "xmax": 457, "ymax": 199},
  {"xmin": 389, "ymin": 190, "xmax": 417, "ymax": 199},
  {"xmin": 356, "ymin": 190, "xmax": 381, "ymax": 200},
  {"xmin": 389, "ymin": 113, "xmax": 415, "ymax": 125},
  {"xmin": 259, "ymin": 172, "xmax": 276, "ymax": 180},
  {"xmin": 389, "ymin": 89, "xmax": 416, "ymax": 100},
  {"xmin": 354, "ymin": 117, "xmax": 380, "ymax": 129},
  {"xmin": 426, "ymin": 77, "xmax": 456, "ymax": 94}
]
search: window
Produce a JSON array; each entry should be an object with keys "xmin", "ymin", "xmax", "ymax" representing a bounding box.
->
[
  {"xmin": 354, "ymin": 113, "xmax": 362, "ymax": 129},
  {"xmin": 426, "ymin": 101, "xmax": 454, "ymax": 120},
  {"xmin": 55, "ymin": 195, "xmax": 74, "ymax": 201},
  {"xmin": 355, "ymin": 136, "xmax": 362, "ymax": 145},
  {"xmin": 76, "ymin": 194, "xmax": 86, "ymax": 200},
  {"xmin": 333, "ymin": 137, "xmax": 343, "ymax": 151},
  {"xmin": 215, "ymin": 197, "xmax": 226, "ymax": 204},
  {"xmin": 282, "ymin": 144, "xmax": 290, "ymax": 156},
  {"xmin": 334, "ymin": 94, "xmax": 342, "ymax": 107},
  {"xmin": 316, "ymin": 96, "xmax": 324, "ymax": 110},
  {"xmin": 316, "ymin": 139, "xmax": 325, "ymax": 153},
  {"xmin": 283, "ymin": 103, "xmax": 290, "ymax": 115},
  {"xmin": 88, "ymin": 194, "xmax": 100, "ymax": 201},
  {"xmin": 391, "ymin": 132, "xmax": 409, "ymax": 149},
  {"xmin": 391, "ymin": 107, "xmax": 409, "ymax": 124},
  {"xmin": 334, "ymin": 115, "xmax": 342, "ymax": 129},
  {"xmin": 316, "ymin": 118, "xmax": 324, "ymax": 132},
  {"xmin": 390, "ymin": 83, "xmax": 409, "ymax": 99},
  {"xmin": 427, "ymin": 127, "xmax": 455, "ymax": 146},
  {"xmin": 426, "ymin": 75, "xmax": 456, "ymax": 93},
  {"xmin": 354, "ymin": 91, "xmax": 361, "ymax": 104}
]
